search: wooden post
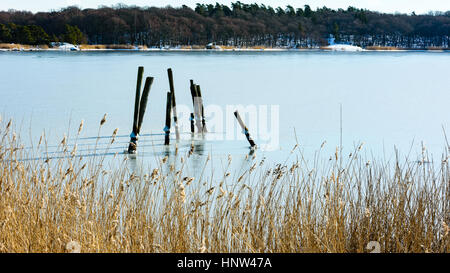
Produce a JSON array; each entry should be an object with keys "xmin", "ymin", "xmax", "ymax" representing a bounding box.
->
[
  {"xmin": 136, "ymin": 77, "xmax": 154, "ymax": 134},
  {"xmin": 132, "ymin": 66, "xmax": 144, "ymax": 135},
  {"xmin": 189, "ymin": 80, "xmax": 202, "ymax": 133},
  {"xmin": 189, "ymin": 81, "xmax": 195, "ymax": 133},
  {"xmin": 234, "ymin": 110, "xmax": 256, "ymax": 148},
  {"xmin": 128, "ymin": 66, "xmax": 144, "ymax": 154},
  {"xmin": 193, "ymin": 86, "xmax": 202, "ymax": 133},
  {"xmin": 189, "ymin": 80, "xmax": 196, "ymax": 105},
  {"xmin": 164, "ymin": 92, "xmax": 172, "ymax": 145},
  {"xmin": 195, "ymin": 84, "xmax": 207, "ymax": 133},
  {"xmin": 167, "ymin": 68, "xmax": 180, "ymax": 140}
]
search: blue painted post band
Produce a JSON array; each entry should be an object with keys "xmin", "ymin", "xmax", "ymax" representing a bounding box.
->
[{"xmin": 130, "ymin": 132, "xmax": 139, "ymax": 139}]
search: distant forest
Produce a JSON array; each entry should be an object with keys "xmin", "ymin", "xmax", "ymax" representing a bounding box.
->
[{"xmin": 0, "ymin": 2, "xmax": 449, "ymax": 48}]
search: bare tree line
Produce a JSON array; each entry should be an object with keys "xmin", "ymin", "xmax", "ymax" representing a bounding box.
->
[{"xmin": 0, "ymin": 3, "xmax": 449, "ymax": 48}]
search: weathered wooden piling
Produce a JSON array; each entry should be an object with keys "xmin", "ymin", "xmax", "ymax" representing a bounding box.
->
[
  {"xmin": 189, "ymin": 80, "xmax": 196, "ymax": 105},
  {"xmin": 164, "ymin": 92, "xmax": 172, "ymax": 145},
  {"xmin": 234, "ymin": 110, "xmax": 256, "ymax": 148},
  {"xmin": 136, "ymin": 77, "xmax": 154, "ymax": 134},
  {"xmin": 167, "ymin": 68, "xmax": 180, "ymax": 140},
  {"xmin": 189, "ymin": 80, "xmax": 196, "ymax": 133},
  {"xmin": 195, "ymin": 84, "xmax": 207, "ymax": 133},
  {"xmin": 132, "ymin": 66, "xmax": 144, "ymax": 134},
  {"xmin": 193, "ymin": 87, "xmax": 203, "ymax": 133},
  {"xmin": 189, "ymin": 80, "xmax": 202, "ymax": 133},
  {"xmin": 128, "ymin": 66, "xmax": 144, "ymax": 154}
]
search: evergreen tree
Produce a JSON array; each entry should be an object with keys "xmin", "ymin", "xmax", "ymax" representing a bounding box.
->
[
  {"xmin": 16, "ymin": 25, "xmax": 34, "ymax": 44},
  {"xmin": 0, "ymin": 24, "xmax": 12, "ymax": 42},
  {"xmin": 333, "ymin": 22, "xmax": 340, "ymax": 42},
  {"xmin": 29, "ymin": 25, "xmax": 50, "ymax": 45},
  {"xmin": 62, "ymin": 24, "xmax": 86, "ymax": 44},
  {"xmin": 286, "ymin": 5, "xmax": 295, "ymax": 17},
  {"xmin": 195, "ymin": 4, "xmax": 207, "ymax": 16},
  {"xmin": 304, "ymin": 5, "xmax": 313, "ymax": 17}
]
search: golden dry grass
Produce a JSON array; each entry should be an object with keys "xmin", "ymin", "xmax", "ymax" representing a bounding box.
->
[
  {"xmin": 79, "ymin": 44, "xmax": 107, "ymax": 50},
  {"xmin": 0, "ymin": 116, "xmax": 448, "ymax": 253},
  {"xmin": 191, "ymin": 45, "xmax": 205, "ymax": 50},
  {"xmin": 218, "ymin": 45, "xmax": 234, "ymax": 50},
  {"xmin": 0, "ymin": 43, "xmax": 31, "ymax": 50},
  {"xmin": 0, "ymin": 43, "xmax": 49, "ymax": 50},
  {"xmin": 248, "ymin": 46, "xmax": 268, "ymax": 50},
  {"xmin": 365, "ymin": 46, "xmax": 400, "ymax": 51},
  {"xmin": 79, "ymin": 44, "xmax": 146, "ymax": 50},
  {"xmin": 427, "ymin": 47, "xmax": 449, "ymax": 51}
]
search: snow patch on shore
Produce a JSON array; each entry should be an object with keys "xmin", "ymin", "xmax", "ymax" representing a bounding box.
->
[
  {"xmin": 324, "ymin": 44, "xmax": 363, "ymax": 51},
  {"xmin": 52, "ymin": 42, "xmax": 79, "ymax": 51}
]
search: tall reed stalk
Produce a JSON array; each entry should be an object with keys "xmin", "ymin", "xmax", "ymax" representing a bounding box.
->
[{"xmin": 0, "ymin": 116, "xmax": 448, "ymax": 253}]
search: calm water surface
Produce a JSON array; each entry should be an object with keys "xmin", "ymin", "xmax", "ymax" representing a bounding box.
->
[{"xmin": 0, "ymin": 50, "xmax": 449, "ymax": 175}]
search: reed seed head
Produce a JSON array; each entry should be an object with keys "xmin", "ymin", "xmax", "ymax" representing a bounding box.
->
[
  {"xmin": 179, "ymin": 183, "xmax": 186, "ymax": 203},
  {"xmin": 78, "ymin": 120, "xmax": 84, "ymax": 134},
  {"xmin": 100, "ymin": 113, "xmax": 107, "ymax": 126},
  {"xmin": 61, "ymin": 134, "xmax": 67, "ymax": 146}
]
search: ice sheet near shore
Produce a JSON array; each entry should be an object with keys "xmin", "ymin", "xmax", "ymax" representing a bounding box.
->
[
  {"xmin": 323, "ymin": 44, "xmax": 364, "ymax": 51},
  {"xmin": 56, "ymin": 43, "xmax": 80, "ymax": 51},
  {"xmin": 2, "ymin": 44, "xmax": 444, "ymax": 52}
]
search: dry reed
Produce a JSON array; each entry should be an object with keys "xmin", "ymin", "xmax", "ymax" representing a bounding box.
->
[
  {"xmin": 0, "ymin": 116, "xmax": 448, "ymax": 253},
  {"xmin": 365, "ymin": 46, "xmax": 400, "ymax": 51}
]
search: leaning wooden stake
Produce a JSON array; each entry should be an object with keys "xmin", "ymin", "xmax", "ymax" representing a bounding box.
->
[
  {"xmin": 189, "ymin": 81, "xmax": 195, "ymax": 133},
  {"xmin": 189, "ymin": 80, "xmax": 202, "ymax": 133},
  {"xmin": 164, "ymin": 92, "xmax": 172, "ymax": 145},
  {"xmin": 167, "ymin": 68, "xmax": 180, "ymax": 140},
  {"xmin": 128, "ymin": 66, "xmax": 144, "ymax": 154},
  {"xmin": 195, "ymin": 84, "xmax": 207, "ymax": 133},
  {"xmin": 136, "ymin": 77, "xmax": 154, "ymax": 134},
  {"xmin": 189, "ymin": 80, "xmax": 195, "ymax": 105},
  {"xmin": 193, "ymin": 86, "xmax": 203, "ymax": 133},
  {"xmin": 234, "ymin": 110, "xmax": 256, "ymax": 148}
]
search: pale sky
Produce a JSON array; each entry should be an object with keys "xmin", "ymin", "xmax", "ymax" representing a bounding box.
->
[{"xmin": 0, "ymin": 0, "xmax": 449, "ymax": 14}]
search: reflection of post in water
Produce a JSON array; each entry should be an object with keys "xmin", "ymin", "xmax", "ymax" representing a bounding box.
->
[
  {"xmin": 188, "ymin": 137, "xmax": 208, "ymax": 178},
  {"xmin": 163, "ymin": 144, "xmax": 171, "ymax": 159},
  {"xmin": 193, "ymin": 137, "xmax": 206, "ymax": 156},
  {"xmin": 161, "ymin": 144, "xmax": 180, "ymax": 175},
  {"xmin": 188, "ymin": 135, "xmax": 206, "ymax": 156},
  {"xmin": 127, "ymin": 153, "xmax": 140, "ymax": 174},
  {"xmin": 235, "ymin": 148, "xmax": 256, "ymax": 178},
  {"xmin": 248, "ymin": 148, "xmax": 255, "ymax": 158}
]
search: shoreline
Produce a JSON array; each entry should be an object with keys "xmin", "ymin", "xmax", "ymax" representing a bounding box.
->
[{"xmin": 1, "ymin": 44, "xmax": 449, "ymax": 53}]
